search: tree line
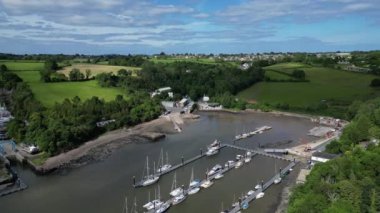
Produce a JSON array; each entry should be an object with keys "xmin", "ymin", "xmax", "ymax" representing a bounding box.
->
[
  {"xmin": 96, "ymin": 61, "xmax": 265, "ymax": 102},
  {"xmin": 288, "ymin": 98, "xmax": 380, "ymax": 213}
]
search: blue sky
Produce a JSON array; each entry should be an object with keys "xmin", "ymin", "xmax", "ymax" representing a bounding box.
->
[{"xmin": 0, "ymin": 0, "xmax": 379, "ymax": 54}]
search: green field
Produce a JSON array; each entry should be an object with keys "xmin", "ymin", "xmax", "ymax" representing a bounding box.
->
[
  {"xmin": 58, "ymin": 63, "xmax": 141, "ymax": 77},
  {"xmin": 0, "ymin": 60, "xmax": 44, "ymax": 71},
  {"xmin": 6, "ymin": 61, "xmax": 124, "ymax": 106},
  {"xmin": 265, "ymin": 70, "xmax": 296, "ymax": 81},
  {"xmin": 238, "ymin": 63, "xmax": 380, "ymax": 106}
]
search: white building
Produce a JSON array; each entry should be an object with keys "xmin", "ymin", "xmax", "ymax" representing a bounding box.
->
[{"xmin": 311, "ymin": 152, "xmax": 338, "ymax": 163}]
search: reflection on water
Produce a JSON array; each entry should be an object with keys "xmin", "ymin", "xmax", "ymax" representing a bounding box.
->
[{"xmin": 0, "ymin": 112, "xmax": 315, "ymax": 213}]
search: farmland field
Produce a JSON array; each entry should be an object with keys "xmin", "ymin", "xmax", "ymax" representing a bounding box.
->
[
  {"xmin": 6, "ymin": 61, "xmax": 125, "ymax": 106},
  {"xmin": 0, "ymin": 60, "xmax": 44, "ymax": 71},
  {"xmin": 238, "ymin": 63, "xmax": 380, "ymax": 106},
  {"xmin": 58, "ymin": 63, "xmax": 141, "ymax": 77}
]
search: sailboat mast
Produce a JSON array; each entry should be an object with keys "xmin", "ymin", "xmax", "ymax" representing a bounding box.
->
[
  {"xmin": 133, "ymin": 197, "xmax": 137, "ymax": 213},
  {"xmin": 166, "ymin": 152, "xmax": 169, "ymax": 165},
  {"xmin": 126, "ymin": 197, "xmax": 128, "ymax": 213},
  {"xmin": 146, "ymin": 156, "xmax": 150, "ymax": 177}
]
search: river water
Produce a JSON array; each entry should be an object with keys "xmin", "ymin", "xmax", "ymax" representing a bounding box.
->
[{"xmin": 0, "ymin": 111, "xmax": 315, "ymax": 213}]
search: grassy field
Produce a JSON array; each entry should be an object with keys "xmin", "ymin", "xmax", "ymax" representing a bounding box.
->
[
  {"xmin": 265, "ymin": 70, "xmax": 296, "ymax": 80},
  {"xmin": 7, "ymin": 61, "xmax": 124, "ymax": 106},
  {"xmin": 0, "ymin": 60, "xmax": 44, "ymax": 71},
  {"xmin": 238, "ymin": 63, "xmax": 380, "ymax": 106},
  {"xmin": 58, "ymin": 63, "xmax": 141, "ymax": 77}
]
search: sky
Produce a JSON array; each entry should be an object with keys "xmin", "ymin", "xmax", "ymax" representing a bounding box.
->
[{"xmin": 0, "ymin": 0, "xmax": 379, "ymax": 54}]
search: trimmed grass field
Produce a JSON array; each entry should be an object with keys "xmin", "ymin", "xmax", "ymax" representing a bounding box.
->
[
  {"xmin": 7, "ymin": 61, "xmax": 125, "ymax": 106},
  {"xmin": 0, "ymin": 60, "xmax": 44, "ymax": 71},
  {"xmin": 58, "ymin": 63, "xmax": 141, "ymax": 77},
  {"xmin": 238, "ymin": 63, "xmax": 380, "ymax": 106}
]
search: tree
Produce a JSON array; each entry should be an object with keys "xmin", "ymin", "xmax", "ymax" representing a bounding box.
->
[
  {"xmin": 69, "ymin": 68, "xmax": 84, "ymax": 81},
  {"xmin": 370, "ymin": 78, "xmax": 380, "ymax": 87},
  {"xmin": 85, "ymin": 69, "xmax": 92, "ymax": 79},
  {"xmin": 0, "ymin": 64, "xmax": 8, "ymax": 73},
  {"xmin": 292, "ymin": 69, "xmax": 306, "ymax": 80}
]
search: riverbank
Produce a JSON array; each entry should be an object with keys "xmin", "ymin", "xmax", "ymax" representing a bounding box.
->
[{"xmin": 27, "ymin": 112, "xmax": 199, "ymax": 174}]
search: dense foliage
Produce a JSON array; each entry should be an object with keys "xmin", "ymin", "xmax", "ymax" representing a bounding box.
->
[
  {"xmin": 97, "ymin": 61, "xmax": 265, "ymax": 101},
  {"xmin": 325, "ymin": 98, "xmax": 380, "ymax": 154},
  {"xmin": 289, "ymin": 98, "xmax": 380, "ymax": 213},
  {"xmin": 1, "ymin": 62, "xmax": 163, "ymax": 155}
]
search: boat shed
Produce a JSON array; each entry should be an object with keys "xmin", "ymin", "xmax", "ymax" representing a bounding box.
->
[{"xmin": 311, "ymin": 152, "xmax": 338, "ymax": 163}]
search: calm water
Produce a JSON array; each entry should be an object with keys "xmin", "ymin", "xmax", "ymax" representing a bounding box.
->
[{"xmin": 0, "ymin": 112, "xmax": 315, "ymax": 213}]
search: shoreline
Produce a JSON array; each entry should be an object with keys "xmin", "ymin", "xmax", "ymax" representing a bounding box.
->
[{"xmin": 26, "ymin": 112, "xmax": 199, "ymax": 174}]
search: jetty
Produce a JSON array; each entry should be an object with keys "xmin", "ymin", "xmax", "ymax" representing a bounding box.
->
[
  {"xmin": 234, "ymin": 126, "xmax": 272, "ymax": 141},
  {"xmin": 145, "ymin": 150, "xmax": 258, "ymax": 213},
  {"xmin": 225, "ymin": 160, "xmax": 297, "ymax": 213},
  {"xmin": 133, "ymin": 145, "xmax": 227, "ymax": 187},
  {"xmin": 133, "ymin": 142, "xmax": 294, "ymax": 187},
  {"xmin": 0, "ymin": 178, "xmax": 28, "ymax": 197}
]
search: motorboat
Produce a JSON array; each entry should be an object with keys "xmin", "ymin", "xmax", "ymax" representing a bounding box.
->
[
  {"xmin": 224, "ymin": 160, "xmax": 235, "ymax": 168},
  {"xmin": 201, "ymin": 180, "xmax": 214, "ymax": 188},
  {"xmin": 207, "ymin": 164, "xmax": 222, "ymax": 176},
  {"xmin": 172, "ymin": 194, "xmax": 186, "ymax": 205},
  {"xmin": 244, "ymin": 156, "xmax": 251, "ymax": 163},
  {"xmin": 246, "ymin": 151, "xmax": 252, "ymax": 156},
  {"xmin": 205, "ymin": 147, "xmax": 219, "ymax": 156},
  {"xmin": 235, "ymin": 161, "xmax": 243, "ymax": 169},
  {"xmin": 214, "ymin": 173, "xmax": 224, "ymax": 180},
  {"xmin": 256, "ymin": 192, "xmax": 265, "ymax": 199},
  {"xmin": 274, "ymin": 177, "xmax": 282, "ymax": 184},
  {"xmin": 236, "ymin": 155, "xmax": 243, "ymax": 160},
  {"xmin": 207, "ymin": 139, "xmax": 221, "ymax": 150},
  {"xmin": 247, "ymin": 190, "xmax": 254, "ymax": 196},
  {"xmin": 255, "ymin": 184, "xmax": 262, "ymax": 190}
]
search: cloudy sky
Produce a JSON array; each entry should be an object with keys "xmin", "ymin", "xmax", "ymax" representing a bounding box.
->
[{"xmin": 0, "ymin": 0, "xmax": 379, "ymax": 54}]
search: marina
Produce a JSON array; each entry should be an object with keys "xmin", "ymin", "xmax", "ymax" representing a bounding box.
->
[{"xmin": 133, "ymin": 135, "xmax": 298, "ymax": 213}]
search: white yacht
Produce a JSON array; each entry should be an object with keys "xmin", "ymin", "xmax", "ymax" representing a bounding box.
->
[
  {"xmin": 188, "ymin": 168, "xmax": 201, "ymax": 195},
  {"xmin": 201, "ymin": 180, "xmax": 214, "ymax": 188},
  {"xmin": 206, "ymin": 164, "xmax": 222, "ymax": 176},
  {"xmin": 205, "ymin": 147, "xmax": 219, "ymax": 156},
  {"xmin": 214, "ymin": 172, "xmax": 224, "ymax": 180},
  {"xmin": 172, "ymin": 193, "xmax": 186, "ymax": 205},
  {"xmin": 157, "ymin": 150, "xmax": 172, "ymax": 173},
  {"xmin": 235, "ymin": 161, "xmax": 243, "ymax": 169},
  {"xmin": 169, "ymin": 172, "xmax": 183, "ymax": 197},
  {"xmin": 256, "ymin": 192, "xmax": 265, "ymax": 199},
  {"xmin": 255, "ymin": 184, "xmax": 262, "ymax": 190},
  {"xmin": 224, "ymin": 160, "xmax": 235, "ymax": 168},
  {"xmin": 141, "ymin": 156, "xmax": 160, "ymax": 186},
  {"xmin": 155, "ymin": 202, "xmax": 170, "ymax": 213},
  {"xmin": 247, "ymin": 190, "xmax": 255, "ymax": 196}
]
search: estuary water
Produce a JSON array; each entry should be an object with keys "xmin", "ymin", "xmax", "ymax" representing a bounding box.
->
[{"xmin": 0, "ymin": 111, "xmax": 315, "ymax": 213}]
